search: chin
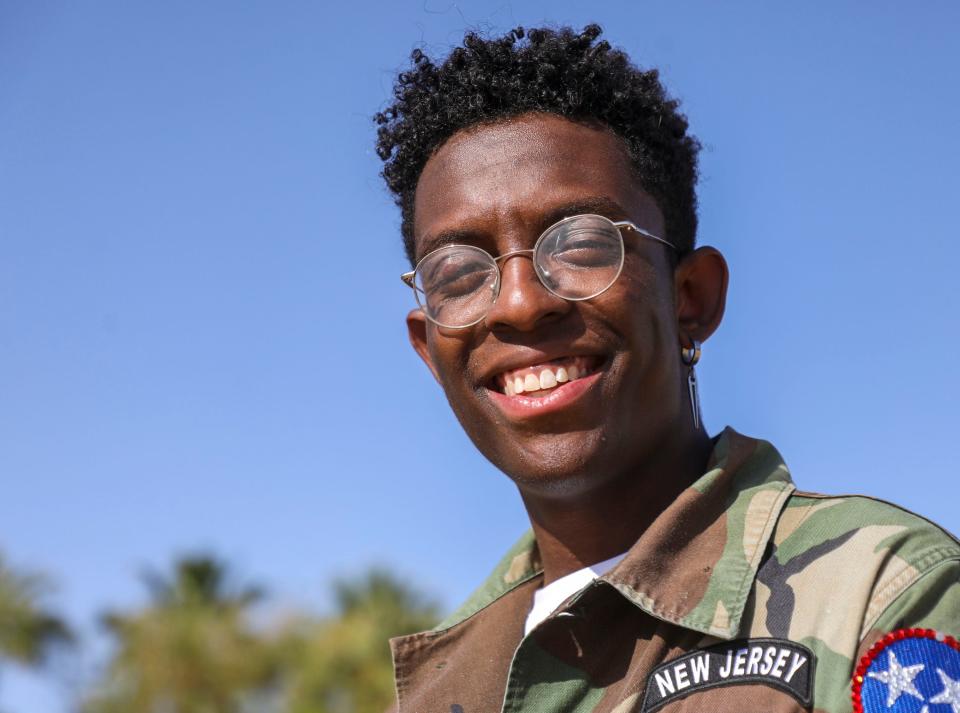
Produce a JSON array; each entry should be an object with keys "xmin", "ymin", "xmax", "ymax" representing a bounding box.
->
[{"xmin": 482, "ymin": 428, "xmax": 620, "ymax": 498}]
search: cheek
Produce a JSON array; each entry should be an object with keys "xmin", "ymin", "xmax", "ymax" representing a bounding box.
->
[
  {"xmin": 602, "ymin": 258, "xmax": 676, "ymax": 345},
  {"xmin": 426, "ymin": 329, "xmax": 478, "ymax": 390},
  {"xmin": 598, "ymin": 264, "xmax": 680, "ymax": 410}
]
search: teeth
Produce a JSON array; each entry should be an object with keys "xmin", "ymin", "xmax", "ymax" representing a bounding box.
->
[{"xmin": 499, "ymin": 357, "xmax": 596, "ymax": 396}]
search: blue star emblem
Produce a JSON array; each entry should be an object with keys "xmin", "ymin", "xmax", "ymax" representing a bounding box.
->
[
  {"xmin": 855, "ymin": 630, "xmax": 960, "ymax": 713},
  {"xmin": 868, "ymin": 650, "xmax": 925, "ymax": 706},
  {"xmin": 929, "ymin": 668, "xmax": 960, "ymax": 712}
]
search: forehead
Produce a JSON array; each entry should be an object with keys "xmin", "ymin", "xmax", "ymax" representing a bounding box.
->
[{"xmin": 413, "ymin": 114, "xmax": 661, "ymax": 257}]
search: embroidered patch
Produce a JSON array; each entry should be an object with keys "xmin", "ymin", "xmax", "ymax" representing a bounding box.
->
[
  {"xmin": 852, "ymin": 628, "xmax": 960, "ymax": 713},
  {"xmin": 641, "ymin": 638, "xmax": 814, "ymax": 712}
]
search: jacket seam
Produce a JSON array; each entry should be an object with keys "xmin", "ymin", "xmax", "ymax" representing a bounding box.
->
[
  {"xmin": 391, "ymin": 641, "xmax": 407, "ymax": 713},
  {"xmin": 859, "ymin": 546, "xmax": 960, "ymax": 640}
]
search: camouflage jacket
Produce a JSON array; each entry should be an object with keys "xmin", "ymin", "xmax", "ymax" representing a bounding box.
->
[{"xmin": 389, "ymin": 428, "xmax": 960, "ymax": 713}]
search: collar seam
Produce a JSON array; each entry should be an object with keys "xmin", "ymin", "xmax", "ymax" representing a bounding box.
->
[
  {"xmin": 609, "ymin": 481, "xmax": 795, "ymax": 639},
  {"xmin": 721, "ymin": 482, "xmax": 796, "ymax": 629},
  {"xmin": 704, "ymin": 481, "xmax": 795, "ymax": 637}
]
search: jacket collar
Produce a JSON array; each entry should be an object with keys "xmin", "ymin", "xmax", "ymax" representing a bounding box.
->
[{"xmin": 433, "ymin": 428, "xmax": 795, "ymax": 640}]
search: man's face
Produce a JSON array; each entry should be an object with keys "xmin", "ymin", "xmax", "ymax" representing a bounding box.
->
[{"xmin": 407, "ymin": 113, "xmax": 691, "ymax": 498}]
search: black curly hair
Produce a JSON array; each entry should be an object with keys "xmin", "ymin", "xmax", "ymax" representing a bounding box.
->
[{"xmin": 375, "ymin": 24, "xmax": 701, "ymax": 266}]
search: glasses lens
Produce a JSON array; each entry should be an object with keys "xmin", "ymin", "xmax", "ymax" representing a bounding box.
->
[
  {"xmin": 414, "ymin": 245, "xmax": 499, "ymax": 327},
  {"xmin": 535, "ymin": 215, "xmax": 624, "ymax": 299}
]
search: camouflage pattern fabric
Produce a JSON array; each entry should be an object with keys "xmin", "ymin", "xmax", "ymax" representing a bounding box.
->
[{"xmin": 389, "ymin": 428, "xmax": 960, "ymax": 712}]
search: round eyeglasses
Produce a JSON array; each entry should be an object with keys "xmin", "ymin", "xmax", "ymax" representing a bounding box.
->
[{"xmin": 400, "ymin": 213, "xmax": 677, "ymax": 329}]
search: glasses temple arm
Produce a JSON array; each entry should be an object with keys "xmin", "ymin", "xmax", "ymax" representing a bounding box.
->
[{"xmin": 613, "ymin": 221, "xmax": 678, "ymax": 252}]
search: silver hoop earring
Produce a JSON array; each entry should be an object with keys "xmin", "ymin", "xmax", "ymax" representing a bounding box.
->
[{"xmin": 681, "ymin": 340, "xmax": 702, "ymax": 430}]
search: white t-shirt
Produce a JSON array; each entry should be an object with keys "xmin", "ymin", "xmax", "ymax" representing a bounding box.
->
[{"xmin": 524, "ymin": 552, "xmax": 628, "ymax": 635}]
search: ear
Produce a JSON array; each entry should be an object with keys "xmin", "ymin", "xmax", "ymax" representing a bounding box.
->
[
  {"xmin": 406, "ymin": 309, "xmax": 441, "ymax": 382},
  {"xmin": 674, "ymin": 247, "xmax": 729, "ymax": 343}
]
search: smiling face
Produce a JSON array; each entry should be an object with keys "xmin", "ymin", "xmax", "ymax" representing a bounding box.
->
[{"xmin": 407, "ymin": 113, "xmax": 717, "ymax": 499}]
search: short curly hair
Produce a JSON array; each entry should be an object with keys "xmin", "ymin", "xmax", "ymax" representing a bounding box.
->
[{"xmin": 375, "ymin": 24, "xmax": 701, "ymax": 266}]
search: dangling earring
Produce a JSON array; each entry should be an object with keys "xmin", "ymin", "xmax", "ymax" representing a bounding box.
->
[{"xmin": 681, "ymin": 340, "xmax": 702, "ymax": 430}]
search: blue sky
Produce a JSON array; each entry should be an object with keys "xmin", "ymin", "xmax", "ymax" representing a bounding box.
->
[{"xmin": 1, "ymin": 2, "xmax": 958, "ymax": 710}]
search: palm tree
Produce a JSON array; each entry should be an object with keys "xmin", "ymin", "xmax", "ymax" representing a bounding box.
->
[
  {"xmin": 0, "ymin": 551, "xmax": 72, "ymax": 668},
  {"xmin": 278, "ymin": 569, "xmax": 440, "ymax": 713},
  {"xmin": 85, "ymin": 555, "xmax": 276, "ymax": 713},
  {"xmin": 138, "ymin": 557, "xmax": 264, "ymax": 610}
]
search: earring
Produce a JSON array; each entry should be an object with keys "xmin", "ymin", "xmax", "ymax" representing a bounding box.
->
[{"xmin": 681, "ymin": 340, "xmax": 702, "ymax": 430}]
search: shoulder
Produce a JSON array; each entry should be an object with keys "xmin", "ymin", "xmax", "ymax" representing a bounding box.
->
[
  {"xmin": 762, "ymin": 490, "xmax": 960, "ymax": 644},
  {"xmin": 774, "ymin": 490, "xmax": 960, "ymax": 581},
  {"xmin": 742, "ymin": 490, "xmax": 960, "ymax": 710}
]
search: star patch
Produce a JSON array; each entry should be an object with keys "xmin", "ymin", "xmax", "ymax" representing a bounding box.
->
[{"xmin": 853, "ymin": 628, "xmax": 960, "ymax": 713}]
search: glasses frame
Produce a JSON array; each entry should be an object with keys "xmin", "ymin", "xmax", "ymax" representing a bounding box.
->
[{"xmin": 400, "ymin": 213, "xmax": 677, "ymax": 329}]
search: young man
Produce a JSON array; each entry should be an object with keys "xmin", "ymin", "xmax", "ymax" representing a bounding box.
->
[{"xmin": 375, "ymin": 26, "xmax": 960, "ymax": 713}]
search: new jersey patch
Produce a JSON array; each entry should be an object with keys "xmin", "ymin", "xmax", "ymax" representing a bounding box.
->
[
  {"xmin": 853, "ymin": 628, "xmax": 960, "ymax": 713},
  {"xmin": 641, "ymin": 638, "xmax": 815, "ymax": 712}
]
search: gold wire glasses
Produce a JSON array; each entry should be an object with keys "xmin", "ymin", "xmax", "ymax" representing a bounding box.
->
[{"xmin": 401, "ymin": 213, "xmax": 676, "ymax": 329}]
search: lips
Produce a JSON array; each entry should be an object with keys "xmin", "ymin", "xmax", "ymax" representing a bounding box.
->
[{"xmin": 485, "ymin": 363, "xmax": 605, "ymax": 420}]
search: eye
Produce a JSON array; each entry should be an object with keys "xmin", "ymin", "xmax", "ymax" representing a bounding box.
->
[
  {"xmin": 428, "ymin": 262, "xmax": 492, "ymax": 297},
  {"xmin": 548, "ymin": 229, "xmax": 621, "ymax": 268},
  {"xmin": 417, "ymin": 248, "xmax": 498, "ymax": 302}
]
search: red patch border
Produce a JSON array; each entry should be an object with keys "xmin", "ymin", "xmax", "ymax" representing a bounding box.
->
[{"xmin": 851, "ymin": 627, "xmax": 960, "ymax": 713}]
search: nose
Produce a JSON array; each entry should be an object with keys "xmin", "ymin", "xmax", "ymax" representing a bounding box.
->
[{"xmin": 484, "ymin": 252, "xmax": 571, "ymax": 332}]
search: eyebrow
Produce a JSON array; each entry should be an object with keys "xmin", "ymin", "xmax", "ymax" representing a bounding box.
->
[
  {"xmin": 416, "ymin": 196, "xmax": 633, "ymax": 259},
  {"xmin": 538, "ymin": 197, "xmax": 632, "ymax": 230}
]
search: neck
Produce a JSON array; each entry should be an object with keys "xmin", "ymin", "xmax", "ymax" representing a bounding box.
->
[{"xmin": 520, "ymin": 428, "xmax": 714, "ymax": 585}]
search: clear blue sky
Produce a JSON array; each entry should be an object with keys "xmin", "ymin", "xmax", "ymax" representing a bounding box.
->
[{"xmin": 1, "ymin": 2, "xmax": 958, "ymax": 710}]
